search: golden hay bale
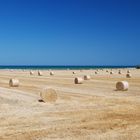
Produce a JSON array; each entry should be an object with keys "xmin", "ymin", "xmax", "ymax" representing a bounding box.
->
[
  {"xmin": 126, "ymin": 73, "xmax": 132, "ymax": 78},
  {"xmin": 95, "ymin": 71, "xmax": 98, "ymax": 74},
  {"xmin": 50, "ymin": 71, "xmax": 54, "ymax": 76},
  {"xmin": 9, "ymin": 79, "xmax": 19, "ymax": 87},
  {"xmin": 38, "ymin": 70, "xmax": 43, "ymax": 76},
  {"xmin": 73, "ymin": 71, "xmax": 76, "ymax": 74},
  {"xmin": 84, "ymin": 75, "xmax": 91, "ymax": 80},
  {"xmin": 110, "ymin": 71, "xmax": 114, "ymax": 74},
  {"xmin": 74, "ymin": 77, "xmax": 83, "ymax": 84},
  {"xmin": 30, "ymin": 71, "xmax": 34, "ymax": 75},
  {"xmin": 40, "ymin": 88, "xmax": 58, "ymax": 103},
  {"xmin": 127, "ymin": 70, "xmax": 130, "ymax": 73},
  {"xmin": 118, "ymin": 70, "xmax": 122, "ymax": 74},
  {"xmin": 116, "ymin": 81, "xmax": 129, "ymax": 91}
]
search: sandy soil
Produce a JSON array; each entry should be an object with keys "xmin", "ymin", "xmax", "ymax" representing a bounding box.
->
[{"xmin": 0, "ymin": 68, "xmax": 140, "ymax": 140}]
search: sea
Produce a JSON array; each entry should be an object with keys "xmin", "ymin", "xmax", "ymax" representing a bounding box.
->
[{"xmin": 0, "ymin": 65, "xmax": 136, "ymax": 70}]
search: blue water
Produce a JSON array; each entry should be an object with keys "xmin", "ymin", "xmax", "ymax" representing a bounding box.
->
[{"xmin": 0, "ymin": 65, "xmax": 135, "ymax": 70}]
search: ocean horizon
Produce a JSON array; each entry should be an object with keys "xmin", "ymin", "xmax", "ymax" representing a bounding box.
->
[{"xmin": 0, "ymin": 65, "xmax": 136, "ymax": 70}]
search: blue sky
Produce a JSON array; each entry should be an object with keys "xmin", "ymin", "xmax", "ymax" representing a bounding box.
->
[{"xmin": 0, "ymin": 0, "xmax": 139, "ymax": 65}]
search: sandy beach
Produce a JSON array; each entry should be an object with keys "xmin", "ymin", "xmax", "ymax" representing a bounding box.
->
[{"xmin": 0, "ymin": 68, "xmax": 140, "ymax": 140}]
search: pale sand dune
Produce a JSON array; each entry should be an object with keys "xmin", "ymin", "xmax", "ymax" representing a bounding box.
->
[{"xmin": 0, "ymin": 69, "xmax": 140, "ymax": 140}]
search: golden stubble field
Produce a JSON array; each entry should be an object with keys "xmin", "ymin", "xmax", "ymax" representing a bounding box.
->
[{"xmin": 0, "ymin": 69, "xmax": 140, "ymax": 140}]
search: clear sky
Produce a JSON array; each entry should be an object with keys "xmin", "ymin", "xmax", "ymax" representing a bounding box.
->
[{"xmin": 0, "ymin": 0, "xmax": 139, "ymax": 65}]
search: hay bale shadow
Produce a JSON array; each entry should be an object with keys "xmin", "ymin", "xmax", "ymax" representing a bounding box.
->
[{"xmin": 38, "ymin": 99, "xmax": 44, "ymax": 102}]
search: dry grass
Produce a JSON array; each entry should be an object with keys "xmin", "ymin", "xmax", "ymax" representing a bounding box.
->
[{"xmin": 0, "ymin": 69, "xmax": 140, "ymax": 140}]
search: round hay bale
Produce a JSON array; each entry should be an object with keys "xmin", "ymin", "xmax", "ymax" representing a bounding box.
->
[
  {"xmin": 84, "ymin": 75, "xmax": 91, "ymax": 80},
  {"xmin": 30, "ymin": 71, "xmax": 34, "ymax": 75},
  {"xmin": 50, "ymin": 71, "xmax": 54, "ymax": 76},
  {"xmin": 127, "ymin": 70, "xmax": 130, "ymax": 73},
  {"xmin": 73, "ymin": 71, "xmax": 76, "ymax": 74},
  {"xmin": 9, "ymin": 79, "xmax": 19, "ymax": 87},
  {"xmin": 126, "ymin": 73, "xmax": 132, "ymax": 78},
  {"xmin": 95, "ymin": 71, "xmax": 98, "ymax": 74},
  {"xmin": 74, "ymin": 77, "xmax": 83, "ymax": 84},
  {"xmin": 38, "ymin": 71, "xmax": 43, "ymax": 76},
  {"xmin": 116, "ymin": 81, "xmax": 129, "ymax": 91},
  {"xmin": 118, "ymin": 70, "xmax": 122, "ymax": 74},
  {"xmin": 110, "ymin": 71, "xmax": 114, "ymax": 74},
  {"xmin": 40, "ymin": 88, "xmax": 57, "ymax": 103}
]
